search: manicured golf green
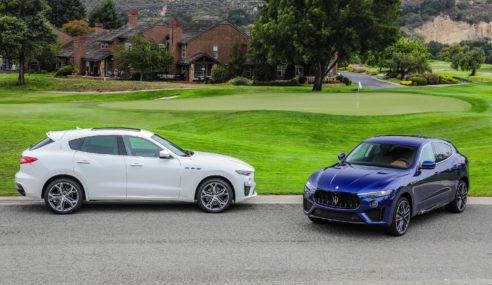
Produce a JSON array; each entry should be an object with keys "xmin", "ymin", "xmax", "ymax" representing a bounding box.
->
[
  {"xmin": 0, "ymin": 75, "xmax": 490, "ymax": 196},
  {"xmin": 101, "ymin": 92, "xmax": 470, "ymax": 115}
]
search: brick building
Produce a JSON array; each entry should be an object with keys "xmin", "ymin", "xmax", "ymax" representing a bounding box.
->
[{"xmin": 58, "ymin": 10, "xmax": 249, "ymax": 81}]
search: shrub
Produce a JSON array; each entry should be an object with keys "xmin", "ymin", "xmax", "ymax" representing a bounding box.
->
[
  {"xmin": 228, "ymin": 77, "xmax": 252, "ymax": 86},
  {"xmin": 212, "ymin": 65, "xmax": 231, "ymax": 83},
  {"xmin": 421, "ymin": 73, "xmax": 440, "ymax": 85},
  {"xmin": 439, "ymin": 75, "xmax": 459, "ymax": 84},
  {"xmin": 409, "ymin": 76, "xmax": 427, "ymax": 86},
  {"xmin": 336, "ymin": 75, "xmax": 352, "ymax": 86},
  {"xmin": 400, "ymin": 80, "xmax": 413, "ymax": 86},
  {"xmin": 346, "ymin": 64, "xmax": 370, "ymax": 73},
  {"xmin": 298, "ymin": 76, "xmax": 307, "ymax": 84},
  {"xmin": 252, "ymin": 79, "xmax": 300, "ymax": 86},
  {"xmin": 55, "ymin": 65, "xmax": 76, "ymax": 77}
]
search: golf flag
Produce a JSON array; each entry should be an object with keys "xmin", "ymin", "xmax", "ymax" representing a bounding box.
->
[{"xmin": 358, "ymin": 81, "xmax": 362, "ymax": 89}]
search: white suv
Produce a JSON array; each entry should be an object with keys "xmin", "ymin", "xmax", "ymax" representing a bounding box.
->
[{"xmin": 15, "ymin": 128, "xmax": 256, "ymax": 214}]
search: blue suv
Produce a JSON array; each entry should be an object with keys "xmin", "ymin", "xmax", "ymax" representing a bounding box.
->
[{"xmin": 303, "ymin": 136, "xmax": 469, "ymax": 236}]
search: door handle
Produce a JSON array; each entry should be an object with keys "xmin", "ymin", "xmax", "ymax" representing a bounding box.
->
[
  {"xmin": 76, "ymin": 160, "xmax": 90, "ymax": 164},
  {"xmin": 130, "ymin": 163, "xmax": 143, "ymax": 167}
]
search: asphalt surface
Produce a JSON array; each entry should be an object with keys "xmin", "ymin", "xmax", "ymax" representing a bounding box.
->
[
  {"xmin": 340, "ymin": 72, "xmax": 398, "ymax": 88},
  {"xmin": 1, "ymin": 203, "xmax": 491, "ymax": 285}
]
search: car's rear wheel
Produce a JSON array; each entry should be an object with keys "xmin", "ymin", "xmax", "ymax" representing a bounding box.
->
[
  {"xmin": 196, "ymin": 178, "xmax": 233, "ymax": 213},
  {"xmin": 44, "ymin": 178, "xmax": 83, "ymax": 215},
  {"xmin": 387, "ymin": 197, "xmax": 411, "ymax": 236},
  {"xmin": 446, "ymin": 180, "xmax": 468, "ymax": 213}
]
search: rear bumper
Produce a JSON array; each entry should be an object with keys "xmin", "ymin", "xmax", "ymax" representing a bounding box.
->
[
  {"xmin": 303, "ymin": 188, "xmax": 394, "ymax": 226},
  {"xmin": 15, "ymin": 183, "xmax": 26, "ymax": 196},
  {"xmin": 15, "ymin": 171, "xmax": 42, "ymax": 199}
]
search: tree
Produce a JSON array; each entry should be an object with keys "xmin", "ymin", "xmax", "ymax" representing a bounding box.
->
[
  {"xmin": 229, "ymin": 43, "xmax": 247, "ymax": 77},
  {"xmin": 114, "ymin": 36, "xmax": 175, "ymax": 81},
  {"xmin": 89, "ymin": 0, "xmax": 124, "ymax": 29},
  {"xmin": 47, "ymin": 0, "xmax": 86, "ymax": 28},
  {"xmin": 0, "ymin": 0, "xmax": 56, "ymax": 85},
  {"xmin": 63, "ymin": 19, "xmax": 92, "ymax": 36},
  {"xmin": 440, "ymin": 44, "xmax": 486, "ymax": 76},
  {"xmin": 385, "ymin": 38, "xmax": 431, "ymax": 79},
  {"xmin": 251, "ymin": 0, "xmax": 401, "ymax": 92}
]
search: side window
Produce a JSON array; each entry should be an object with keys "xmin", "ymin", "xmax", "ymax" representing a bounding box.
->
[
  {"xmin": 81, "ymin": 136, "xmax": 119, "ymax": 155},
  {"xmin": 419, "ymin": 143, "xmax": 435, "ymax": 164},
  {"xmin": 123, "ymin": 136, "xmax": 161, "ymax": 158},
  {"xmin": 69, "ymin": 137, "xmax": 85, "ymax": 151},
  {"xmin": 432, "ymin": 142, "xmax": 453, "ymax": 163}
]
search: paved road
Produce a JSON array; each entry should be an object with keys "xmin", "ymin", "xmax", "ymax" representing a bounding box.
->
[
  {"xmin": 340, "ymin": 72, "xmax": 398, "ymax": 88},
  {"xmin": 1, "ymin": 203, "xmax": 491, "ymax": 285}
]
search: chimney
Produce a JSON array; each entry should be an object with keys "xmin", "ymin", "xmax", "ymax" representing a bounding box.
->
[
  {"xmin": 95, "ymin": 23, "xmax": 104, "ymax": 34},
  {"xmin": 73, "ymin": 36, "xmax": 87, "ymax": 75},
  {"xmin": 128, "ymin": 9, "xmax": 138, "ymax": 29}
]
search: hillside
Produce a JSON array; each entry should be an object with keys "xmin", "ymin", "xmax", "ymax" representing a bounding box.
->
[{"xmin": 82, "ymin": 0, "xmax": 492, "ymax": 43}]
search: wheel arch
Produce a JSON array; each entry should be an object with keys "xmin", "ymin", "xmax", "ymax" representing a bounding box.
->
[
  {"xmin": 194, "ymin": 175, "xmax": 236, "ymax": 202},
  {"xmin": 460, "ymin": 176, "xmax": 469, "ymax": 189},
  {"xmin": 42, "ymin": 174, "xmax": 87, "ymax": 201},
  {"xmin": 396, "ymin": 189, "xmax": 414, "ymax": 216}
]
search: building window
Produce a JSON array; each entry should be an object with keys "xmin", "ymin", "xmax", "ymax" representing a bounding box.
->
[
  {"xmin": 212, "ymin": 45, "xmax": 218, "ymax": 59},
  {"xmin": 181, "ymin": 44, "xmax": 187, "ymax": 58},
  {"xmin": 100, "ymin": 43, "xmax": 109, "ymax": 49},
  {"xmin": 159, "ymin": 44, "xmax": 166, "ymax": 50},
  {"xmin": 180, "ymin": 65, "xmax": 186, "ymax": 74}
]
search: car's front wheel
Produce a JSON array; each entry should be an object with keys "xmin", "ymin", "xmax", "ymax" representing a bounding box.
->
[
  {"xmin": 44, "ymin": 178, "xmax": 83, "ymax": 214},
  {"xmin": 387, "ymin": 197, "xmax": 411, "ymax": 236},
  {"xmin": 446, "ymin": 180, "xmax": 468, "ymax": 213},
  {"xmin": 196, "ymin": 178, "xmax": 233, "ymax": 213}
]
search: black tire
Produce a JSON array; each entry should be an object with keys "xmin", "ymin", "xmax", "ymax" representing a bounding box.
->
[
  {"xmin": 196, "ymin": 178, "xmax": 233, "ymax": 213},
  {"xmin": 446, "ymin": 180, "xmax": 468, "ymax": 213},
  {"xmin": 308, "ymin": 216, "xmax": 328, "ymax": 224},
  {"xmin": 44, "ymin": 178, "xmax": 83, "ymax": 215},
  {"xmin": 387, "ymin": 197, "xmax": 411, "ymax": 236}
]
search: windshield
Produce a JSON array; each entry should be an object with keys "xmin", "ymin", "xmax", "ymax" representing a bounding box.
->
[
  {"xmin": 345, "ymin": 142, "xmax": 418, "ymax": 169},
  {"xmin": 151, "ymin": 134, "xmax": 190, "ymax": 157}
]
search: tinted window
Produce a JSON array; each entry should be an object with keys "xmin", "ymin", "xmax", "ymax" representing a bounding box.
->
[
  {"xmin": 345, "ymin": 143, "xmax": 418, "ymax": 169},
  {"xmin": 433, "ymin": 142, "xmax": 453, "ymax": 162},
  {"xmin": 81, "ymin": 136, "xmax": 119, "ymax": 155},
  {"xmin": 31, "ymin": 138, "xmax": 54, "ymax": 150},
  {"xmin": 69, "ymin": 138, "xmax": 85, "ymax": 151},
  {"xmin": 123, "ymin": 136, "xmax": 161, "ymax": 158},
  {"xmin": 419, "ymin": 143, "xmax": 435, "ymax": 164}
]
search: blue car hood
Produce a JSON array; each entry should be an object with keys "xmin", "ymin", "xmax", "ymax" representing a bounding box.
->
[{"xmin": 311, "ymin": 164, "xmax": 409, "ymax": 193}]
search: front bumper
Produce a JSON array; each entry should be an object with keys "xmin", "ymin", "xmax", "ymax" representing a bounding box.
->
[
  {"xmin": 234, "ymin": 174, "xmax": 257, "ymax": 203},
  {"xmin": 303, "ymin": 188, "xmax": 394, "ymax": 226}
]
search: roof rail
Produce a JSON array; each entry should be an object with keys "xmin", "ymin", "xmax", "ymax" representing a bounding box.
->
[
  {"xmin": 374, "ymin": 134, "xmax": 430, "ymax": 139},
  {"xmin": 91, "ymin": 127, "xmax": 141, "ymax": 132}
]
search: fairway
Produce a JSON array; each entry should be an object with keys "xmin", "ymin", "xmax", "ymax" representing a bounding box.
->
[{"xmin": 101, "ymin": 92, "xmax": 471, "ymax": 115}]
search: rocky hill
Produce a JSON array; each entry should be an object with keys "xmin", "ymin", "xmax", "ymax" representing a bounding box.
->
[{"xmin": 82, "ymin": 0, "xmax": 492, "ymax": 43}]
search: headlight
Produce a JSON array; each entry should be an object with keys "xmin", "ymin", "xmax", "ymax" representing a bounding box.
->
[
  {"xmin": 357, "ymin": 189, "xmax": 393, "ymax": 198},
  {"xmin": 305, "ymin": 181, "xmax": 316, "ymax": 192},
  {"xmin": 236, "ymin": 170, "xmax": 253, "ymax": 176}
]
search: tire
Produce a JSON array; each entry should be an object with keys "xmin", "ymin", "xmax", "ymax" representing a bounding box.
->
[
  {"xmin": 308, "ymin": 216, "xmax": 328, "ymax": 224},
  {"xmin": 44, "ymin": 178, "xmax": 83, "ymax": 215},
  {"xmin": 387, "ymin": 197, "xmax": 411, "ymax": 236},
  {"xmin": 196, "ymin": 178, "xmax": 233, "ymax": 213},
  {"xmin": 446, "ymin": 180, "xmax": 468, "ymax": 213}
]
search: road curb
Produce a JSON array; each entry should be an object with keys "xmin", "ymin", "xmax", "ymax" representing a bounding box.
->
[{"xmin": 1, "ymin": 196, "xmax": 492, "ymax": 205}]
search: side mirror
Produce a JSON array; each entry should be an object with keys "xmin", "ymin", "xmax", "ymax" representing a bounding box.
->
[
  {"xmin": 159, "ymin": 150, "xmax": 173, "ymax": 159},
  {"xmin": 338, "ymin": 152, "xmax": 346, "ymax": 161},
  {"xmin": 420, "ymin": 161, "xmax": 436, "ymax": 170}
]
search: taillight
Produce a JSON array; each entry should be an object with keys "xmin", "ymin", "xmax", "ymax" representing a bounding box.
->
[{"xmin": 20, "ymin": 156, "xmax": 38, "ymax": 164}]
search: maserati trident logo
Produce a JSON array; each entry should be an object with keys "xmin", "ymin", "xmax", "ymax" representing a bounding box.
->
[{"xmin": 332, "ymin": 193, "xmax": 340, "ymax": 205}]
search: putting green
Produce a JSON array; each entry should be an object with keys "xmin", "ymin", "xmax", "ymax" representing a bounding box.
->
[{"xmin": 100, "ymin": 92, "xmax": 471, "ymax": 115}]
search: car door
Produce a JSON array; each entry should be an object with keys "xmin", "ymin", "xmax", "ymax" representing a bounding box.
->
[
  {"xmin": 72, "ymin": 135, "xmax": 127, "ymax": 199},
  {"xmin": 432, "ymin": 142, "xmax": 455, "ymax": 202},
  {"xmin": 123, "ymin": 135, "xmax": 182, "ymax": 199},
  {"xmin": 412, "ymin": 143, "xmax": 441, "ymax": 211}
]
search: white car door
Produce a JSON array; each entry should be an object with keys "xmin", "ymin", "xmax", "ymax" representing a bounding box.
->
[
  {"xmin": 122, "ymin": 136, "xmax": 182, "ymax": 199},
  {"xmin": 72, "ymin": 135, "xmax": 127, "ymax": 199}
]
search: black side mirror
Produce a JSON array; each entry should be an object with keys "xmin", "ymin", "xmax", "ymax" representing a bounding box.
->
[
  {"xmin": 420, "ymin": 160, "xmax": 436, "ymax": 170},
  {"xmin": 338, "ymin": 152, "xmax": 346, "ymax": 161}
]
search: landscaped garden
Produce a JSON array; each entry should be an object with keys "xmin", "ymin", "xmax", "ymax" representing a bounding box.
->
[{"xmin": 0, "ymin": 73, "xmax": 491, "ymax": 196}]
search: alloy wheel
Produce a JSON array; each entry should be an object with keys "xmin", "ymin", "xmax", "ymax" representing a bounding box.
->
[
  {"xmin": 395, "ymin": 199, "xmax": 411, "ymax": 234},
  {"xmin": 200, "ymin": 182, "xmax": 230, "ymax": 211},
  {"xmin": 456, "ymin": 182, "xmax": 468, "ymax": 211},
  {"xmin": 47, "ymin": 182, "xmax": 79, "ymax": 213}
]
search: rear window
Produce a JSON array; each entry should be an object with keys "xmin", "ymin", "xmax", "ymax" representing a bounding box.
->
[{"xmin": 31, "ymin": 138, "xmax": 54, "ymax": 150}]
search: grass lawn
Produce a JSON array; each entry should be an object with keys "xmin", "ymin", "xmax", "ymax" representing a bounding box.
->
[
  {"xmin": 0, "ymin": 74, "xmax": 491, "ymax": 196},
  {"xmin": 430, "ymin": 60, "xmax": 492, "ymax": 83}
]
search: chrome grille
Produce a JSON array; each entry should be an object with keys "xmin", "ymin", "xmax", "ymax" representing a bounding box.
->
[{"xmin": 314, "ymin": 189, "xmax": 360, "ymax": 209}]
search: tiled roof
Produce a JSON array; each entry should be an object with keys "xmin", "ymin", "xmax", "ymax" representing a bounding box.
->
[
  {"xmin": 178, "ymin": 52, "xmax": 220, "ymax": 65},
  {"xmin": 180, "ymin": 20, "xmax": 221, "ymax": 43}
]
